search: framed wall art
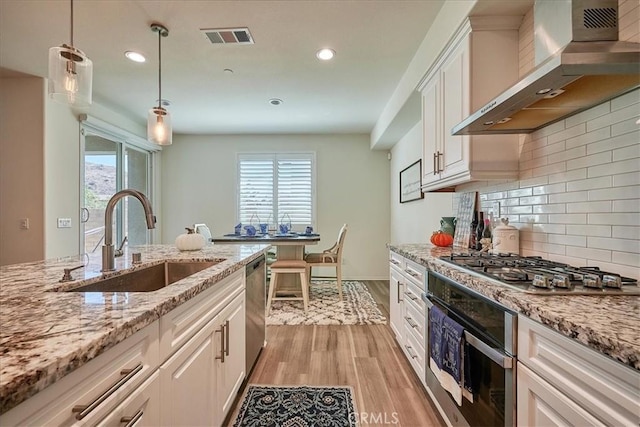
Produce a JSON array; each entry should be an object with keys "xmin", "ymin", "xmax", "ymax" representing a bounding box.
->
[{"xmin": 399, "ymin": 160, "xmax": 424, "ymax": 203}]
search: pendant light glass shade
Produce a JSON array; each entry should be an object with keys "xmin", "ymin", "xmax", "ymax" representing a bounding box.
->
[
  {"xmin": 48, "ymin": 0, "xmax": 92, "ymax": 106},
  {"xmin": 147, "ymin": 23, "xmax": 172, "ymax": 145},
  {"xmin": 147, "ymin": 106, "xmax": 172, "ymax": 145}
]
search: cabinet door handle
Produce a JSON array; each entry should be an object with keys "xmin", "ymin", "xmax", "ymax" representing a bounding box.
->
[
  {"xmin": 404, "ymin": 345, "xmax": 418, "ymax": 359},
  {"xmin": 72, "ymin": 363, "xmax": 143, "ymax": 420},
  {"xmin": 224, "ymin": 320, "xmax": 230, "ymax": 357},
  {"xmin": 404, "ymin": 316, "xmax": 419, "ymax": 329},
  {"xmin": 397, "ymin": 282, "xmax": 403, "ymax": 304},
  {"xmin": 120, "ymin": 410, "xmax": 144, "ymax": 427},
  {"xmin": 433, "ymin": 152, "xmax": 437, "ymax": 175},
  {"xmin": 216, "ymin": 324, "xmax": 226, "ymax": 363},
  {"xmin": 437, "ymin": 151, "xmax": 444, "ymax": 173},
  {"xmin": 404, "ymin": 291, "xmax": 418, "ymax": 302}
]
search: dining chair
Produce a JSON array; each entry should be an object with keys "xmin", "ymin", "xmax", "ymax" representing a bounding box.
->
[{"xmin": 304, "ymin": 224, "xmax": 348, "ymax": 300}]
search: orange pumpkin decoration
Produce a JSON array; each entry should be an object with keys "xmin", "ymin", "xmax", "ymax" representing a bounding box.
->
[{"xmin": 430, "ymin": 230, "xmax": 453, "ymax": 247}]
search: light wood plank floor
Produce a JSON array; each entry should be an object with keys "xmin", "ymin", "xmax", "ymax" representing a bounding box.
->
[{"xmin": 226, "ymin": 280, "xmax": 445, "ymax": 427}]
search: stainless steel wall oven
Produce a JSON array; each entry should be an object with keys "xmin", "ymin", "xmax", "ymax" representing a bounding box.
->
[{"xmin": 423, "ymin": 270, "xmax": 517, "ymax": 426}]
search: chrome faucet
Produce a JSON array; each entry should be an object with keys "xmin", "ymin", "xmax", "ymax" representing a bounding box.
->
[{"xmin": 102, "ymin": 189, "xmax": 155, "ymax": 272}]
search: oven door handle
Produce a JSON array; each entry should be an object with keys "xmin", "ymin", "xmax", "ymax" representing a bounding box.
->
[{"xmin": 422, "ymin": 293, "xmax": 514, "ymax": 369}]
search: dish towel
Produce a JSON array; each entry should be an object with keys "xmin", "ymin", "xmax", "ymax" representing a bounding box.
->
[
  {"xmin": 429, "ymin": 306, "xmax": 446, "ymax": 388},
  {"xmin": 440, "ymin": 314, "xmax": 464, "ymax": 406}
]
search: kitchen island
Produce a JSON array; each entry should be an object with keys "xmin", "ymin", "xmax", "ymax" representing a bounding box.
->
[
  {"xmin": 0, "ymin": 243, "xmax": 268, "ymax": 418},
  {"xmin": 389, "ymin": 243, "xmax": 639, "ymax": 370}
]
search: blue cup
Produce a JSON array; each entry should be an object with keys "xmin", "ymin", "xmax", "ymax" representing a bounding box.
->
[
  {"xmin": 234, "ymin": 223, "xmax": 242, "ymax": 235},
  {"xmin": 305, "ymin": 226, "xmax": 313, "ymax": 235},
  {"xmin": 279, "ymin": 224, "xmax": 290, "ymax": 234},
  {"xmin": 245, "ymin": 225, "xmax": 256, "ymax": 236},
  {"xmin": 259, "ymin": 223, "xmax": 268, "ymax": 234}
]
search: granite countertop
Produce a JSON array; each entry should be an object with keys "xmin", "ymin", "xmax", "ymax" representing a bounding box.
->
[
  {"xmin": 0, "ymin": 243, "xmax": 268, "ymax": 415},
  {"xmin": 388, "ymin": 243, "xmax": 640, "ymax": 372}
]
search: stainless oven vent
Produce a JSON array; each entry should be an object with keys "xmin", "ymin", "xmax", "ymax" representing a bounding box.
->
[{"xmin": 201, "ymin": 28, "xmax": 254, "ymax": 45}]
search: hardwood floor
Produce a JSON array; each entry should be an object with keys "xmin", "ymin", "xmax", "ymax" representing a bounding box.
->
[{"xmin": 226, "ymin": 280, "xmax": 445, "ymax": 427}]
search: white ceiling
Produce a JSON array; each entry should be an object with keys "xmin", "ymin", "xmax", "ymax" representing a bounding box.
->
[{"xmin": 1, "ymin": 0, "xmax": 452, "ymax": 135}]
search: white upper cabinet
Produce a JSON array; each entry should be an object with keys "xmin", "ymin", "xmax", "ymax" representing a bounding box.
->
[{"xmin": 420, "ymin": 17, "xmax": 522, "ymax": 191}]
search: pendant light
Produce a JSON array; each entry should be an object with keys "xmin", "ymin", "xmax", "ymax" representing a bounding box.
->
[
  {"xmin": 48, "ymin": 0, "xmax": 92, "ymax": 106},
  {"xmin": 147, "ymin": 23, "xmax": 172, "ymax": 146}
]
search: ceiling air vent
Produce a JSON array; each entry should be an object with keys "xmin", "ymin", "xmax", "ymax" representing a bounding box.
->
[{"xmin": 201, "ymin": 28, "xmax": 254, "ymax": 45}]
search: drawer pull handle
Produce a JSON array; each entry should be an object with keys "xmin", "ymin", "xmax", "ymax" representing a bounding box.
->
[
  {"xmin": 121, "ymin": 410, "xmax": 144, "ymax": 427},
  {"xmin": 405, "ymin": 270, "xmax": 419, "ymax": 278},
  {"xmin": 216, "ymin": 323, "xmax": 226, "ymax": 363},
  {"xmin": 224, "ymin": 320, "xmax": 230, "ymax": 357},
  {"xmin": 404, "ymin": 344, "xmax": 418, "ymax": 359},
  {"xmin": 404, "ymin": 291, "xmax": 418, "ymax": 301},
  {"xmin": 404, "ymin": 316, "xmax": 419, "ymax": 329},
  {"xmin": 72, "ymin": 363, "xmax": 143, "ymax": 420},
  {"xmin": 390, "ymin": 259, "xmax": 400, "ymax": 266}
]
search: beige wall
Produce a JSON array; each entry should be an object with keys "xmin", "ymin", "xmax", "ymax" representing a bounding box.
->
[
  {"xmin": 0, "ymin": 77, "xmax": 45, "ymax": 265},
  {"xmin": 161, "ymin": 134, "xmax": 391, "ymax": 280},
  {"xmin": 390, "ymin": 122, "xmax": 454, "ymax": 243}
]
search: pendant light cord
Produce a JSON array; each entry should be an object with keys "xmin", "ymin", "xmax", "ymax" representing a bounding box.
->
[
  {"xmin": 157, "ymin": 27, "xmax": 162, "ymax": 110},
  {"xmin": 70, "ymin": 0, "xmax": 74, "ymax": 46}
]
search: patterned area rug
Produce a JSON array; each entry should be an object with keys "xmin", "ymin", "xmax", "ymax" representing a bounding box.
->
[
  {"xmin": 232, "ymin": 385, "xmax": 357, "ymax": 427},
  {"xmin": 266, "ymin": 280, "xmax": 387, "ymax": 325}
]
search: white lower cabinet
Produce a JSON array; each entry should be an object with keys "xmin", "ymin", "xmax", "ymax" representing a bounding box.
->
[
  {"xmin": 517, "ymin": 316, "xmax": 640, "ymax": 427},
  {"xmin": 389, "ymin": 250, "xmax": 427, "ymax": 386},
  {"xmin": 0, "ymin": 268, "xmax": 247, "ymax": 427}
]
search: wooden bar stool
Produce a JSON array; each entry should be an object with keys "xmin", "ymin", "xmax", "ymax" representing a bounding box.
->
[{"xmin": 266, "ymin": 260, "xmax": 309, "ymax": 314}]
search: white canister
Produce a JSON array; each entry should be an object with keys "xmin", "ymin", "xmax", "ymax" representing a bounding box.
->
[{"xmin": 491, "ymin": 218, "xmax": 519, "ymax": 255}]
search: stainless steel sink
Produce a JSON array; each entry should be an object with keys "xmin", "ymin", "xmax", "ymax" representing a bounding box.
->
[{"xmin": 64, "ymin": 260, "xmax": 221, "ymax": 293}]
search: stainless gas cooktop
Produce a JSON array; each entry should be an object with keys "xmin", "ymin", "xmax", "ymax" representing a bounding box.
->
[{"xmin": 441, "ymin": 252, "xmax": 640, "ymax": 296}]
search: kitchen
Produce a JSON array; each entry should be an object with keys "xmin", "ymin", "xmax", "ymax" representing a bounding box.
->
[{"xmin": 1, "ymin": 0, "xmax": 639, "ymax": 426}]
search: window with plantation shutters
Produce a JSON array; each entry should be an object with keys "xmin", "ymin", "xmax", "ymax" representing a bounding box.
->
[{"xmin": 238, "ymin": 153, "xmax": 315, "ymax": 227}]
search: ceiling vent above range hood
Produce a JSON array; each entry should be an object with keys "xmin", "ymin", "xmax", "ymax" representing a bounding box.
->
[{"xmin": 453, "ymin": 0, "xmax": 640, "ymax": 136}]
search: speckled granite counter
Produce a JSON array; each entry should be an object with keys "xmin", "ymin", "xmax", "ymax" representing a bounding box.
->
[
  {"xmin": 0, "ymin": 244, "xmax": 268, "ymax": 414},
  {"xmin": 388, "ymin": 243, "xmax": 640, "ymax": 372}
]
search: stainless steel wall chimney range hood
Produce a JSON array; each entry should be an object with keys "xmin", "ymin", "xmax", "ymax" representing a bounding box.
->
[{"xmin": 453, "ymin": 0, "xmax": 640, "ymax": 135}]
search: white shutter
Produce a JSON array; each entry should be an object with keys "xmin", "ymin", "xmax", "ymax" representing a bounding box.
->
[
  {"xmin": 238, "ymin": 153, "xmax": 314, "ymax": 228},
  {"xmin": 238, "ymin": 157, "xmax": 274, "ymax": 225},
  {"xmin": 277, "ymin": 157, "xmax": 312, "ymax": 225}
]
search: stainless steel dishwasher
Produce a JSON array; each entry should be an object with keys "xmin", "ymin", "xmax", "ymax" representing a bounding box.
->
[{"xmin": 245, "ymin": 254, "xmax": 266, "ymax": 374}]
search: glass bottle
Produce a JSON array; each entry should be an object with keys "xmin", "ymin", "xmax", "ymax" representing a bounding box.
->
[
  {"xmin": 482, "ymin": 218, "xmax": 492, "ymax": 239},
  {"xmin": 475, "ymin": 211, "xmax": 484, "ymax": 250},
  {"xmin": 469, "ymin": 211, "xmax": 478, "ymax": 249}
]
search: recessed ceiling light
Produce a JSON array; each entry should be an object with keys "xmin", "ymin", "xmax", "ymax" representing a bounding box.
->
[
  {"xmin": 269, "ymin": 98, "xmax": 283, "ymax": 106},
  {"xmin": 125, "ymin": 51, "xmax": 146, "ymax": 63},
  {"xmin": 316, "ymin": 48, "xmax": 335, "ymax": 61}
]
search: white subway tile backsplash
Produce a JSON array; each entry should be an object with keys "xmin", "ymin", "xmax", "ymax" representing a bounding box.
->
[
  {"xmin": 548, "ymin": 213, "xmax": 587, "ymax": 224},
  {"xmin": 547, "ymin": 234, "xmax": 587, "ymax": 247},
  {"xmin": 570, "ymin": 246, "xmax": 612, "ymax": 262},
  {"xmin": 533, "ymin": 203, "xmax": 566, "ymax": 214},
  {"xmin": 465, "ymin": 88, "xmax": 639, "ymax": 276},
  {"xmin": 612, "ymin": 226, "xmax": 640, "ymax": 240},
  {"xmin": 549, "ymin": 191, "xmax": 588, "ymax": 203},
  {"xmin": 520, "ymin": 195, "xmax": 548, "ymax": 205},
  {"xmin": 565, "ymin": 102, "xmax": 610, "ymax": 128},
  {"xmin": 566, "ymin": 151, "xmax": 611, "ymax": 171},
  {"xmin": 548, "ymin": 123, "xmax": 586, "ymax": 145},
  {"xmin": 587, "ymin": 103, "xmax": 640, "ymax": 132},
  {"xmin": 566, "ymin": 224, "xmax": 611, "ymax": 237},
  {"xmin": 587, "ymin": 130, "xmax": 640, "ymax": 155},
  {"xmin": 613, "ymin": 143, "xmax": 640, "ymax": 161},
  {"xmin": 589, "ymin": 213, "xmax": 640, "ymax": 226},
  {"xmin": 548, "ymin": 168, "xmax": 587, "ymax": 184},
  {"xmin": 613, "ymin": 172, "xmax": 640, "ymax": 187},
  {"xmin": 508, "ymin": 188, "xmax": 533, "ymax": 198},
  {"xmin": 566, "ymin": 201, "xmax": 611, "ymax": 213},
  {"xmin": 589, "ymin": 185, "xmax": 640, "ymax": 201},
  {"xmin": 588, "ymin": 236, "xmax": 640, "ymax": 253},
  {"xmin": 610, "ymin": 88, "xmax": 640, "ymax": 111},
  {"xmin": 565, "ymin": 126, "xmax": 610, "ymax": 150},
  {"xmin": 613, "ymin": 199, "xmax": 640, "ymax": 212},
  {"xmin": 611, "ymin": 116, "xmax": 640, "ymax": 137}
]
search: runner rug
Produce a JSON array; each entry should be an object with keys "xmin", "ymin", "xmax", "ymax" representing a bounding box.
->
[
  {"xmin": 266, "ymin": 280, "xmax": 387, "ymax": 325},
  {"xmin": 232, "ymin": 385, "xmax": 357, "ymax": 427}
]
